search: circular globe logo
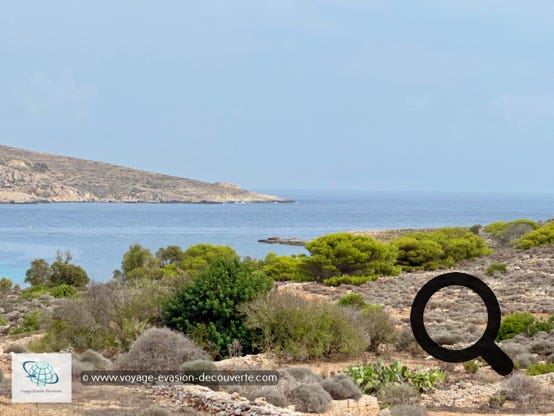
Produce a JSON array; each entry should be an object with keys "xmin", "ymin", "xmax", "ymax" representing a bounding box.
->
[{"xmin": 22, "ymin": 360, "xmax": 60, "ymax": 387}]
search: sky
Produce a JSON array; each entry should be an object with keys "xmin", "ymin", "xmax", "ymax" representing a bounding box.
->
[{"xmin": 1, "ymin": 1, "xmax": 553, "ymax": 193}]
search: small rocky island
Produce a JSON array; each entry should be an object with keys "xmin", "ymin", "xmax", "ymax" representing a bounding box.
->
[{"xmin": 0, "ymin": 145, "xmax": 289, "ymax": 204}]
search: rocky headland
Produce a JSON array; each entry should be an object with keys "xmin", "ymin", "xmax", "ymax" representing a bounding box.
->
[{"xmin": 0, "ymin": 144, "xmax": 289, "ymax": 204}]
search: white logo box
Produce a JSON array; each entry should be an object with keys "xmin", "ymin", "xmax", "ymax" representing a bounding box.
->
[{"xmin": 11, "ymin": 353, "xmax": 72, "ymax": 403}]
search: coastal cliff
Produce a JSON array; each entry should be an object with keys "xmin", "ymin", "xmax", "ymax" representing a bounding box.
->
[{"xmin": 0, "ymin": 145, "xmax": 287, "ymax": 203}]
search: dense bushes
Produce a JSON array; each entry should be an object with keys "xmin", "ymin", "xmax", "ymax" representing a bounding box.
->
[
  {"xmin": 241, "ymin": 292, "xmax": 366, "ymax": 360},
  {"xmin": 392, "ymin": 228, "xmax": 491, "ymax": 271},
  {"xmin": 115, "ymin": 327, "xmax": 208, "ymax": 371},
  {"xmin": 30, "ymin": 279, "xmax": 173, "ymax": 352},
  {"xmin": 485, "ymin": 219, "xmax": 537, "ymax": 237},
  {"xmin": 303, "ymin": 233, "xmax": 400, "ymax": 281},
  {"xmin": 25, "ymin": 251, "xmax": 89, "ymax": 288},
  {"xmin": 518, "ymin": 221, "xmax": 554, "ymax": 249},
  {"xmin": 164, "ymin": 258, "xmax": 273, "ymax": 358},
  {"xmin": 117, "ymin": 243, "xmax": 240, "ymax": 282},
  {"xmin": 262, "ymin": 253, "xmax": 305, "ymax": 282},
  {"xmin": 497, "ymin": 312, "xmax": 537, "ymax": 341}
]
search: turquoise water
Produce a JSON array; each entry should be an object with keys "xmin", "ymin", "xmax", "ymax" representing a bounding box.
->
[{"xmin": 1, "ymin": 190, "xmax": 554, "ymax": 284}]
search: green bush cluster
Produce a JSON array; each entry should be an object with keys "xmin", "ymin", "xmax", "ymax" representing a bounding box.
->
[
  {"xmin": 241, "ymin": 292, "xmax": 367, "ymax": 360},
  {"xmin": 262, "ymin": 253, "xmax": 306, "ymax": 282},
  {"xmin": 347, "ymin": 360, "xmax": 445, "ymax": 395},
  {"xmin": 485, "ymin": 219, "xmax": 539, "ymax": 237},
  {"xmin": 117, "ymin": 243, "xmax": 239, "ymax": 282},
  {"xmin": 485, "ymin": 263, "xmax": 508, "ymax": 277},
  {"xmin": 337, "ymin": 293, "xmax": 366, "ymax": 308},
  {"xmin": 259, "ymin": 228, "xmax": 491, "ymax": 286},
  {"xmin": 518, "ymin": 221, "xmax": 554, "ymax": 249},
  {"xmin": 323, "ymin": 275, "xmax": 378, "ymax": 286},
  {"xmin": 164, "ymin": 258, "xmax": 273, "ymax": 358},
  {"xmin": 526, "ymin": 362, "xmax": 554, "ymax": 376},
  {"xmin": 497, "ymin": 312, "xmax": 553, "ymax": 341},
  {"xmin": 392, "ymin": 228, "xmax": 492, "ymax": 271},
  {"xmin": 303, "ymin": 233, "xmax": 401, "ymax": 282},
  {"xmin": 24, "ymin": 251, "xmax": 89, "ymax": 289}
]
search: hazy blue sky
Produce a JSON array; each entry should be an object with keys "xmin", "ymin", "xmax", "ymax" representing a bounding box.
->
[{"xmin": 1, "ymin": 1, "xmax": 553, "ymax": 192}]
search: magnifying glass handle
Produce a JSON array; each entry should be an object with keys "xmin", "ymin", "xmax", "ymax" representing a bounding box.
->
[{"xmin": 481, "ymin": 344, "xmax": 514, "ymax": 376}]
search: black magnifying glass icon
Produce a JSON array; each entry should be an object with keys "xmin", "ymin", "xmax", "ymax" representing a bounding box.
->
[{"xmin": 410, "ymin": 272, "xmax": 514, "ymax": 376}]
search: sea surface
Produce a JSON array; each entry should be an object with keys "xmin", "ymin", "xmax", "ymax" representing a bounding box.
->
[{"xmin": 1, "ymin": 190, "xmax": 554, "ymax": 285}]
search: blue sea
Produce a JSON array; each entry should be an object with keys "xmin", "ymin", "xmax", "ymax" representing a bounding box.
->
[{"xmin": 1, "ymin": 190, "xmax": 554, "ymax": 285}]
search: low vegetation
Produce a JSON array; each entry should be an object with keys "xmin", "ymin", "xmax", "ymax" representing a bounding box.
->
[
  {"xmin": 241, "ymin": 292, "xmax": 367, "ymax": 360},
  {"xmin": 518, "ymin": 221, "xmax": 554, "ymax": 249},
  {"xmin": 391, "ymin": 227, "xmax": 492, "ymax": 271},
  {"xmin": 347, "ymin": 360, "xmax": 445, "ymax": 395},
  {"xmin": 497, "ymin": 312, "xmax": 553, "ymax": 341}
]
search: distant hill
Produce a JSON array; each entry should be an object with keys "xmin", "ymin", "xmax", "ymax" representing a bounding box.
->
[{"xmin": 0, "ymin": 145, "xmax": 288, "ymax": 203}]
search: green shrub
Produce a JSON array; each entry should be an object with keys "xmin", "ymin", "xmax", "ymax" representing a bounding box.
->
[
  {"xmin": 526, "ymin": 362, "xmax": 554, "ymax": 376},
  {"xmin": 262, "ymin": 253, "xmax": 306, "ymax": 282},
  {"xmin": 242, "ymin": 292, "xmax": 366, "ymax": 360},
  {"xmin": 321, "ymin": 373, "xmax": 361, "ymax": 400},
  {"xmin": 9, "ymin": 309, "xmax": 41, "ymax": 335},
  {"xmin": 518, "ymin": 222, "xmax": 554, "ymax": 249},
  {"xmin": 463, "ymin": 360, "xmax": 479, "ymax": 374},
  {"xmin": 347, "ymin": 360, "xmax": 445, "ymax": 395},
  {"xmin": 180, "ymin": 244, "xmax": 239, "ymax": 278},
  {"xmin": 497, "ymin": 312, "xmax": 536, "ymax": 341},
  {"xmin": 392, "ymin": 228, "xmax": 491, "ymax": 271},
  {"xmin": 115, "ymin": 327, "xmax": 208, "ymax": 371},
  {"xmin": 291, "ymin": 383, "xmax": 332, "ymax": 413},
  {"xmin": 49, "ymin": 284, "xmax": 79, "ymax": 298},
  {"xmin": 303, "ymin": 233, "xmax": 400, "ymax": 282},
  {"xmin": 0, "ymin": 316, "xmax": 9, "ymax": 326},
  {"xmin": 391, "ymin": 237, "xmax": 444, "ymax": 271},
  {"xmin": 346, "ymin": 305, "xmax": 397, "ymax": 352},
  {"xmin": 337, "ymin": 293, "xmax": 366, "ymax": 308},
  {"xmin": 164, "ymin": 258, "xmax": 273, "ymax": 358},
  {"xmin": 21, "ymin": 285, "xmax": 50, "ymax": 300},
  {"xmin": 0, "ymin": 277, "xmax": 12, "ymax": 292},
  {"xmin": 527, "ymin": 319, "xmax": 554, "ymax": 336},
  {"xmin": 323, "ymin": 275, "xmax": 378, "ymax": 286},
  {"xmin": 485, "ymin": 219, "xmax": 539, "ymax": 237},
  {"xmin": 25, "ymin": 259, "xmax": 52, "ymax": 286},
  {"xmin": 485, "ymin": 263, "xmax": 507, "ymax": 277},
  {"xmin": 155, "ymin": 245, "xmax": 185, "ymax": 266}
]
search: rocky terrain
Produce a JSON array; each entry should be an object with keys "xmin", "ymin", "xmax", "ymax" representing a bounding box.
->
[{"xmin": 0, "ymin": 145, "xmax": 288, "ymax": 203}]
